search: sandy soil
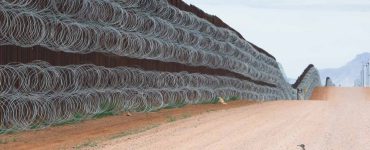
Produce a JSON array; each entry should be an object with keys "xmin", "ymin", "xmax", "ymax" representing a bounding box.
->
[
  {"xmin": 95, "ymin": 87, "xmax": 370, "ymax": 150},
  {"xmin": 0, "ymin": 100, "xmax": 255, "ymax": 150},
  {"xmin": 1, "ymin": 87, "xmax": 369, "ymax": 150},
  {"xmin": 310, "ymin": 87, "xmax": 330, "ymax": 100}
]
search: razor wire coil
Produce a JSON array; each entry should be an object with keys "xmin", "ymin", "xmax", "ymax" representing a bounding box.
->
[
  {"xmin": 0, "ymin": 1, "xmax": 284, "ymax": 86},
  {"xmin": 0, "ymin": 61, "xmax": 283, "ymax": 131}
]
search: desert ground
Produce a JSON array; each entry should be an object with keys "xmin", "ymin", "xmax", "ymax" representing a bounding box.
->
[
  {"xmin": 97, "ymin": 87, "xmax": 370, "ymax": 150},
  {"xmin": 1, "ymin": 87, "xmax": 370, "ymax": 150}
]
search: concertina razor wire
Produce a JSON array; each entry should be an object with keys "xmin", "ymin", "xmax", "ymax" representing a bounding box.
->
[
  {"xmin": 0, "ymin": 0, "xmax": 322, "ymax": 132},
  {"xmin": 0, "ymin": 61, "xmax": 283, "ymax": 131}
]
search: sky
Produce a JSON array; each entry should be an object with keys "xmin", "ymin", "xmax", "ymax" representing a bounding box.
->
[{"xmin": 183, "ymin": 0, "xmax": 370, "ymax": 78}]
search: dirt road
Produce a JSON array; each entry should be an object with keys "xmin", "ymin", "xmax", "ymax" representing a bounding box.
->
[
  {"xmin": 0, "ymin": 100, "xmax": 255, "ymax": 150},
  {"xmin": 97, "ymin": 87, "xmax": 370, "ymax": 150}
]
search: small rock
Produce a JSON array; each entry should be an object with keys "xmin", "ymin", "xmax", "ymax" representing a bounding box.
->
[{"xmin": 126, "ymin": 112, "xmax": 132, "ymax": 116}]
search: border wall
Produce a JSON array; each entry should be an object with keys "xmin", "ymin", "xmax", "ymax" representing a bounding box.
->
[{"xmin": 0, "ymin": 0, "xmax": 321, "ymax": 132}]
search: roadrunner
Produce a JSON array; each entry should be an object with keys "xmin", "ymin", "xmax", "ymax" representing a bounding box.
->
[{"xmin": 297, "ymin": 144, "xmax": 305, "ymax": 150}]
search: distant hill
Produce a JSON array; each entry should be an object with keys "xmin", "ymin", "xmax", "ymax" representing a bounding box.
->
[{"xmin": 319, "ymin": 52, "xmax": 370, "ymax": 87}]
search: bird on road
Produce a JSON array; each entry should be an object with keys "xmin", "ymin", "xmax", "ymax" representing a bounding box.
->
[{"xmin": 297, "ymin": 144, "xmax": 305, "ymax": 150}]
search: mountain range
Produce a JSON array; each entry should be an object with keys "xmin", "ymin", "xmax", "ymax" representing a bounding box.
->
[{"xmin": 319, "ymin": 52, "xmax": 370, "ymax": 87}]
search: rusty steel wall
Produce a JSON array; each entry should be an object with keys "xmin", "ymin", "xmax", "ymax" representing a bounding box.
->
[{"xmin": 0, "ymin": 45, "xmax": 274, "ymax": 87}]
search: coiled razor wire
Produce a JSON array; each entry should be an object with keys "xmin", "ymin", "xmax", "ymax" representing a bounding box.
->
[
  {"xmin": 0, "ymin": 0, "xmax": 287, "ymax": 87},
  {"xmin": 325, "ymin": 77, "xmax": 335, "ymax": 87},
  {"xmin": 295, "ymin": 67, "xmax": 322, "ymax": 100},
  {"xmin": 0, "ymin": 61, "xmax": 284, "ymax": 132},
  {"xmin": 0, "ymin": 0, "xmax": 320, "ymax": 132}
]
